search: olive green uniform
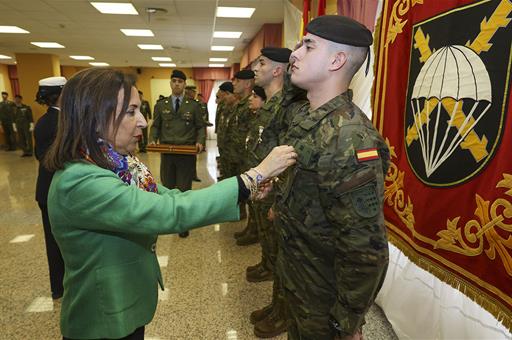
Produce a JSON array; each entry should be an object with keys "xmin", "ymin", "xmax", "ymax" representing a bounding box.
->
[{"xmin": 14, "ymin": 103, "xmax": 34, "ymax": 155}]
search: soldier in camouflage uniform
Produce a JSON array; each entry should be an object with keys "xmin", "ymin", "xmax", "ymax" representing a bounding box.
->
[
  {"xmin": 227, "ymin": 70, "xmax": 255, "ymax": 225},
  {"xmin": 0, "ymin": 91, "xmax": 16, "ymax": 151},
  {"xmin": 13, "ymin": 95, "xmax": 34, "ymax": 156},
  {"xmin": 150, "ymin": 70, "xmax": 205, "ymax": 238},
  {"xmin": 273, "ymin": 16, "xmax": 390, "ymax": 339},
  {"xmin": 215, "ymin": 82, "xmax": 237, "ymax": 180},
  {"xmin": 242, "ymin": 47, "xmax": 294, "ymax": 338}
]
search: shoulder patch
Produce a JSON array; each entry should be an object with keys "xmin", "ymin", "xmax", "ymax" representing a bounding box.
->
[
  {"xmin": 356, "ymin": 148, "xmax": 379, "ymax": 162},
  {"xmin": 350, "ymin": 183, "xmax": 379, "ymax": 218}
]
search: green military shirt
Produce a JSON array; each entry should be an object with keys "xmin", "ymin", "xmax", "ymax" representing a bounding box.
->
[
  {"xmin": 0, "ymin": 100, "xmax": 15, "ymax": 123},
  {"xmin": 150, "ymin": 96, "xmax": 205, "ymax": 145},
  {"xmin": 14, "ymin": 104, "xmax": 33, "ymax": 129},
  {"xmin": 140, "ymin": 100, "xmax": 151, "ymax": 120},
  {"xmin": 229, "ymin": 95, "xmax": 251, "ymax": 152},
  {"xmin": 215, "ymin": 101, "xmax": 225, "ymax": 133},
  {"xmin": 217, "ymin": 102, "xmax": 235, "ymax": 150},
  {"xmin": 275, "ymin": 91, "xmax": 390, "ymax": 336}
]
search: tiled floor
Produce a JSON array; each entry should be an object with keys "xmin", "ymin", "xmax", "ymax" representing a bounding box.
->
[{"xmin": 0, "ymin": 142, "xmax": 398, "ymax": 340}]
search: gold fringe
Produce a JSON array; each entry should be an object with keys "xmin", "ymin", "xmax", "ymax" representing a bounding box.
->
[{"xmin": 387, "ymin": 232, "xmax": 512, "ymax": 333}]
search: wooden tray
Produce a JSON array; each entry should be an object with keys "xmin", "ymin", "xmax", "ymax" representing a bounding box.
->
[{"xmin": 147, "ymin": 144, "xmax": 198, "ymax": 155}]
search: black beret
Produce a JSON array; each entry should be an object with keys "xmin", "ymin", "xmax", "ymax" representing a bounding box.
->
[
  {"xmin": 306, "ymin": 15, "xmax": 372, "ymax": 47},
  {"xmin": 234, "ymin": 69, "xmax": 255, "ymax": 80},
  {"xmin": 252, "ymin": 86, "xmax": 266, "ymax": 101},
  {"xmin": 171, "ymin": 69, "xmax": 187, "ymax": 80},
  {"xmin": 261, "ymin": 47, "xmax": 292, "ymax": 63},
  {"xmin": 219, "ymin": 82, "xmax": 234, "ymax": 93}
]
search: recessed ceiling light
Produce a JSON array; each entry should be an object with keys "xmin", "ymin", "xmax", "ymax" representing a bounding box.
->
[
  {"xmin": 31, "ymin": 42, "xmax": 65, "ymax": 48},
  {"xmin": 209, "ymin": 57, "xmax": 228, "ymax": 62},
  {"xmin": 90, "ymin": 2, "xmax": 138, "ymax": 15},
  {"xmin": 216, "ymin": 7, "xmax": 255, "ymax": 18},
  {"xmin": 0, "ymin": 26, "xmax": 30, "ymax": 34},
  {"xmin": 152, "ymin": 57, "xmax": 172, "ymax": 61},
  {"xmin": 89, "ymin": 62, "xmax": 109, "ymax": 66},
  {"xmin": 159, "ymin": 63, "xmax": 176, "ymax": 67},
  {"xmin": 209, "ymin": 64, "xmax": 225, "ymax": 67},
  {"xmin": 213, "ymin": 31, "xmax": 242, "ymax": 39},
  {"xmin": 120, "ymin": 29, "xmax": 154, "ymax": 37},
  {"xmin": 70, "ymin": 55, "xmax": 95, "ymax": 60},
  {"xmin": 211, "ymin": 46, "xmax": 234, "ymax": 51},
  {"xmin": 0, "ymin": 55, "xmax": 12, "ymax": 59},
  {"xmin": 138, "ymin": 44, "xmax": 164, "ymax": 50}
]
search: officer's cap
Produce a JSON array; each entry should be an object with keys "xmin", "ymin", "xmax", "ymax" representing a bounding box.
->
[
  {"xmin": 261, "ymin": 47, "xmax": 292, "ymax": 63},
  {"xmin": 234, "ymin": 69, "xmax": 255, "ymax": 80},
  {"xmin": 1, "ymin": 91, "xmax": 7, "ymax": 95},
  {"xmin": 219, "ymin": 82, "xmax": 234, "ymax": 93},
  {"xmin": 306, "ymin": 15, "xmax": 372, "ymax": 47},
  {"xmin": 185, "ymin": 85, "xmax": 197, "ymax": 91},
  {"xmin": 171, "ymin": 69, "xmax": 187, "ymax": 81},
  {"xmin": 39, "ymin": 76, "xmax": 66, "ymax": 87},
  {"xmin": 252, "ymin": 86, "xmax": 266, "ymax": 101}
]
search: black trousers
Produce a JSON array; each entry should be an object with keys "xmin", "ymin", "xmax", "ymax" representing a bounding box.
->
[
  {"xmin": 1, "ymin": 119, "xmax": 16, "ymax": 150},
  {"xmin": 38, "ymin": 203, "xmax": 65, "ymax": 296},
  {"xmin": 63, "ymin": 326, "xmax": 144, "ymax": 340},
  {"xmin": 160, "ymin": 153, "xmax": 195, "ymax": 191}
]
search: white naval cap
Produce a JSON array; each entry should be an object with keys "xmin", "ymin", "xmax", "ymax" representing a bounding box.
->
[{"xmin": 38, "ymin": 76, "xmax": 66, "ymax": 87}]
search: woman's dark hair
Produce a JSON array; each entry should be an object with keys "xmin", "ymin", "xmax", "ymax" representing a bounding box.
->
[{"xmin": 44, "ymin": 68, "xmax": 136, "ymax": 171}]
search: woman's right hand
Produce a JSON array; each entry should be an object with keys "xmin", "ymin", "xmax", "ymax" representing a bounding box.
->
[{"xmin": 254, "ymin": 145, "xmax": 297, "ymax": 180}]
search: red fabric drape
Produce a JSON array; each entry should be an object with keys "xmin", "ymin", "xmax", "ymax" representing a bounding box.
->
[
  {"xmin": 337, "ymin": 0, "xmax": 379, "ymax": 31},
  {"xmin": 192, "ymin": 67, "xmax": 230, "ymax": 80},
  {"xmin": 303, "ymin": 0, "xmax": 311, "ymax": 35},
  {"xmin": 7, "ymin": 65, "xmax": 20, "ymax": 96},
  {"xmin": 196, "ymin": 80, "xmax": 214, "ymax": 104},
  {"xmin": 239, "ymin": 23, "xmax": 283, "ymax": 68},
  {"xmin": 318, "ymin": 0, "xmax": 326, "ymax": 16}
]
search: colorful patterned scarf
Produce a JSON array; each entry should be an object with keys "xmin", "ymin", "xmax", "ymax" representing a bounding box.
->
[{"xmin": 84, "ymin": 140, "xmax": 158, "ymax": 193}]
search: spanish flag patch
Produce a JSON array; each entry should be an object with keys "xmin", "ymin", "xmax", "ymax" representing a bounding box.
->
[{"xmin": 356, "ymin": 148, "xmax": 379, "ymax": 162}]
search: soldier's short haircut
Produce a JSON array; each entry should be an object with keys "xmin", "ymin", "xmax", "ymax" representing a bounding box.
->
[
  {"xmin": 328, "ymin": 41, "xmax": 368, "ymax": 79},
  {"xmin": 15, "ymin": 94, "xmax": 22, "ymax": 99}
]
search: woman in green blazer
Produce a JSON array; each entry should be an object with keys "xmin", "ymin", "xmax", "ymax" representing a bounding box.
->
[{"xmin": 44, "ymin": 68, "xmax": 297, "ymax": 340}]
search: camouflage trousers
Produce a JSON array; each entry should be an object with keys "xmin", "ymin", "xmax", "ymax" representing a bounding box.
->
[{"xmin": 253, "ymin": 201, "xmax": 277, "ymax": 270}]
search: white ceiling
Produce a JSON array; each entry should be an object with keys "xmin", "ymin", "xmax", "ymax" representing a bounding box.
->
[{"xmin": 0, "ymin": 0, "xmax": 285, "ymax": 67}]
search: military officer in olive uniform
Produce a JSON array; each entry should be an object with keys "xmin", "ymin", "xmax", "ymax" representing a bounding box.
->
[
  {"xmin": 137, "ymin": 90, "xmax": 151, "ymax": 153},
  {"xmin": 13, "ymin": 94, "xmax": 34, "ymax": 156},
  {"xmin": 150, "ymin": 70, "xmax": 206, "ymax": 238},
  {"xmin": 271, "ymin": 16, "xmax": 390, "ymax": 339},
  {"xmin": 216, "ymin": 82, "xmax": 238, "ymax": 180},
  {"xmin": 0, "ymin": 91, "xmax": 16, "ymax": 151}
]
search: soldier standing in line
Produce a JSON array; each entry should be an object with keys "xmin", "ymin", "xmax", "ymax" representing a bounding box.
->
[
  {"xmin": 0, "ymin": 91, "xmax": 16, "ymax": 151},
  {"xmin": 137, "ymin": 90, "xmax": 151, "ymax": 153},
  {"xmin": 13, "ymin": 94, "xmax": 34, "ymax": 157},
  {"xmin": 149, "ymin": 70, "xmax": 205, "ymax": 238},
  {"xmin": 244, "ymin": 47, "xmax": 293, "ymax": 338},
  {"xmin": 184, "ymin": 85, "xmax": 203, "ymax": 182},
  {"xmin": 274, "ymin": 15, "xmax": 390, "ymax": 339},
  {"xmin": 216, "ymin": 82, "xmax": 237, "ymax": 181},
  {"xmin": 228, "ymin": 69, "xmax": 257, "ymax": 240}
]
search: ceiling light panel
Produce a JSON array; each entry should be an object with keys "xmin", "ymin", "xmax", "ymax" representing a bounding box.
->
[
  {"xmin": 0, "ymin": 55, "xmax": 12, "ymax": 59},
  {"xmin": 213, "ymin": 31, "xmax": 242, "ymax": 39},
  {"xmin": 70, "ymin": 55, "xmax": 95, "ymax": 60},
  {"xmin": 211, "ymin": 46, "xmax": 234, "ymax": 51},
  {"xmin": 159, "ymin": 63, "xmax": 176, "ymax": 67},
  {"xmin": 0, "ymin": 26, "xmax": 30, "ymax": 34},
  {"xmin": 209, "ymin": 64, "xmax": 225, "ymax": 67},
  {"xmin": 90, "ymin": 2, "xmax": 138, "ymax": 15},
  {"xmin": 31, "ymin": 42, "xmax": 65, "ymax": 48},
  {"xmin": 152, "ymin": 57, "xmax": 172, "ymax": 61},
  {"xmin": 209, "ymin": 58, "xmax": 228, "ymax": 62},
  {"xmin": 138, "ymin": 44, "xmax": 164, "ymax": 50},
  {"xmin": 121, "ymin": 29, "xmax": 154, "ymax": 37},
  {"xmin": 216, "ymin": 7, "xmax": 255, "ymax": 18},
  {"xmin": 89, "ymin": 62, "xmax": 110, "ymax": 66}
]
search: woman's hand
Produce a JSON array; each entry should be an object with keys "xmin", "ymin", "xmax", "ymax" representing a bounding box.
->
[{"xmin": 254, "ymin": 145, "xmax": 297, "ymax": 180}]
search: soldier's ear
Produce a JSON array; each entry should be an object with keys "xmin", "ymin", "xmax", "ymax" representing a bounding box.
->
[{"xmin": 329, "ymin": 51, "xmax": 347, "ymax": 72}]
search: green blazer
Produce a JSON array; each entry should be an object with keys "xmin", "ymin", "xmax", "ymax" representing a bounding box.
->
[{"xmin": 48, "ymin": 161, "xmax": 239, "ymax": 339}]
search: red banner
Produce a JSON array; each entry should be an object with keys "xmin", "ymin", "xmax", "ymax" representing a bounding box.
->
[{"xmin": 373, "ymin": 0, "xmax": 512, "ymax": 331}]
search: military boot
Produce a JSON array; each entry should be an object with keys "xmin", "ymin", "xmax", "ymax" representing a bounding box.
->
[
  {"xmin": 234, "ymin": 226, "xmax": 249, "ymax": 239},
  {"xmin": 245, "ymin": 261, "xmax": 264, "ymax": 274},
  {"xmin": 250, "ymin": 303, "xmax": 273, "ymax": 324},
  {"xmin": 246, "ymin": 265, "xmax": 273, "ymax": 282},
  {"xmin": 236, "ymin": 232, "xmax": 258, "ymax": 246},
  {"xmin": 253, "ymin": 309, "xmax": 287, "ymax": 338}
]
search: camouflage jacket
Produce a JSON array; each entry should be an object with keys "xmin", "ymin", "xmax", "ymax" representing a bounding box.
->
[
  {"xmin": 218, "ymin": 102, "xmax": 237, "ymax": 151},
  {"xmin": 275, "ymin": 91, "xmax": 390, "ymax": 336},
  {"xmin": 223, "ymin": 95, "xmax": 251, "ymax": 159}
]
